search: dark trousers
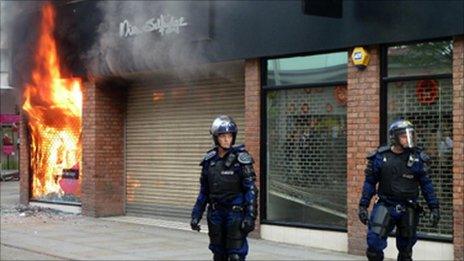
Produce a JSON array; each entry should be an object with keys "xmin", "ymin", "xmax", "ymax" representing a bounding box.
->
[
  {"xmin": 207, "ymin": 207, "xmax": 248, "ymax": 259},
  {"xmin": 367, "ymin": 202, "xmax": 418, "ymax": 256}
]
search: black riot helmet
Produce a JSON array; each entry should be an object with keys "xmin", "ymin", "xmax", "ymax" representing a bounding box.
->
[
  {"xmin": 210, "ymin": 115, "xmax": 238, "ymax": 147},
  {"xmin": 388, "ymin": 119, "xmax": 417, "ymax": 149}
]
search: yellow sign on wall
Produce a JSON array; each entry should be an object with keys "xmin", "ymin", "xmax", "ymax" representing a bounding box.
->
[{"xmin": 351, "ymin": 47, "xmax": 370, "ymax": 69}]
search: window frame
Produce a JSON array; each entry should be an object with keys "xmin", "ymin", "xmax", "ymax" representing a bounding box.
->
[
  {"xmin": 260, "ymin": 49, "xmax": 349, "ymax": 232},
  {"xmin": 380, "ymin": 38, "xmax": 453, "ymax": 242}
]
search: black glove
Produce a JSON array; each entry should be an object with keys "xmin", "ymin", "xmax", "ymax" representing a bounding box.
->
[
  {"xmin": 241, "ymin": 216, "xmax": 255, "ymax": 234},
  {"xmin": 429, "ymin": 208, "xmax": 440, "ymax": 227},
  {"xmin": 358, "ymin": 206, "xmax": 369, "ymax": 225},
  {"xmin": 190, "ymin": 217, "xmax": 201, "ymax": 232}
]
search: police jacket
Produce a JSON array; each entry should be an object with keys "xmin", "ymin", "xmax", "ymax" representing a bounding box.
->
[
  {"xmin": 359, "ymin": 145, "xmax": 439, "ymax": 209},
  {"xmin": 191, "ymin": 144, "xmax": 258, "ymax": 220}
]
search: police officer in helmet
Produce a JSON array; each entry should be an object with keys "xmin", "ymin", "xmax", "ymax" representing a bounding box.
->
[
  {"xmin": 190, "ymin": 115, "xmax": 258, "ymax": 261},
  {"xmin": 358, "ymin": 119, "xmax": 440, "ymax": 261}
]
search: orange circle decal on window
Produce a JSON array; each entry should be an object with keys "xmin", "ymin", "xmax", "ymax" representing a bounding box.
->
[
  {"xmin": 416, "ymin": 79, "xmax": 439, "ymax": 105},
  {"xmin": 334, "ymin": 85, "xmax": 348, "ymax": 106}
]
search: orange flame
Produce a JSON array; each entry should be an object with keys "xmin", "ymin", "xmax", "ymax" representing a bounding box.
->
[{"xmin": 22, "ymin": 3, "xmax": 83, "ymax": 199}]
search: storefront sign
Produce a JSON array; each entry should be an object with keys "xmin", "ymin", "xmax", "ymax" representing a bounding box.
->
[
  {"xmin": 2, "ymin": 145, "xmax": 14, "ymax": 155},
  {"xmin": 0, "ymin": 114, "xmax": 20, "ymax": 124},
  {"xmin": 120, "ymin": 14, "xmax": 188, "ymax": 38},
  {"xmin": 116, "ymin": 1, "xmax": 210, "ymax": 42}
]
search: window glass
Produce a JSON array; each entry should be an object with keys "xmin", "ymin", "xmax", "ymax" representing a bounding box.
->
[
  {"xmin": 1, "ymin": 49, "xmax": 10, "ymax": 72},
  {"xmin": 267, "ymin": 52, "xmax": 347, "ymax": 86},
  {"xmin": 266, "ymin": 85, "xmax": 347, "ymax": 228},
  {"xmin": 387, "ymin": 78, "xmax": 453, "ymax": 239},
  {"xmin": 387, "ymin": 41, "xmax": 452, "ymax": 77}
]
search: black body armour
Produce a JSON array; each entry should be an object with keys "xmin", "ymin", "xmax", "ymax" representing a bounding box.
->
[
  {"xmin": 378, "ymin": 150, "xmax": 419, "ymax": 200},
  {"xmin": 207, "ymin": 152, "xmax": 242, "ymax": 204}
]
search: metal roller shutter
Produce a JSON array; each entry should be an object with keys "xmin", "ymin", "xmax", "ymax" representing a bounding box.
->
[{"xmin": 125, "ymin": 69, "xmax": 245, "ymax": 218}]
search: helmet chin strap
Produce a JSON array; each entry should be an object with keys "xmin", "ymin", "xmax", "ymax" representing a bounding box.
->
[
  {"xmin": 216, "ymin": 144, "xmax": 232, "ymax": 158},
  {"xmin": 218, "ymin": 144, "xmax": 230, "ymax": 150},
  {"xmin": 402, "ymin": 144, "xmax": 412, "ymax": 149},
  {"xmin": 392, "ymin": 144, "xmax": 412, "ymax": 154},
  {"xmin": 391, "ymin": 144, "xmax": 404, "ymax": 154}
]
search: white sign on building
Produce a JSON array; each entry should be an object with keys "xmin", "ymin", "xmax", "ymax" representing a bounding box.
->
[{"xmin": 120, "ymin": 14, "xmax": 188, "ymax": 38}]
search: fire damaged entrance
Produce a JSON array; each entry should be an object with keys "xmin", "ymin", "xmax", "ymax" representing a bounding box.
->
[
  {"xmin": 17, "ymin": 2, "xmax": 127, "ymax": 216},
  {"xmin": 22, "ymin": 3, "xmax": 82, "ymax": 205},
  {"xmin": 16, "ymin": 2, "xmax": 246, "ymax": 218},
  {"xmin": 125, "ymin": 62, "xmax": 245, "ymax": 218}
]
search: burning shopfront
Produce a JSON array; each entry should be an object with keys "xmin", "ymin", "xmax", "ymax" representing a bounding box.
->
[
  {"xmin": 14, "ymin": 1, "xmax": 247, "ymax": 217},
  {"xmin": 21, "ymin": 4, "xmax": 83, "ymax": 205},
  {"xmin": 8, "ymin": 1, "xmax": 464, "ymax": 260}
]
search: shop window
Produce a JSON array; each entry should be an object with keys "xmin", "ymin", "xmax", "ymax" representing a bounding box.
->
[
  {"xmin": 267, "ymin": 52, "xmax": 347, "ymax": 86},
  {"xmin": 388, "ymin": 41, "xmax": 452, "ymax": 77},
  {"xmin": 385, "ymin": 40, "xmax": 453, "ymax": 240},
  {"xmin": 264, "ymin": 51, "xmax": 348, "ymax": 229},
  {"xmin": 1, "ymin": 124, "xmax": 19, "ymax": 170}
]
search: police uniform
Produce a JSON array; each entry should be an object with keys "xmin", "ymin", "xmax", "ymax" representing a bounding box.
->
[
  {"xmin": 359, "ymin": 145, "xmax": 439, "ymax": 261},
  {"xmin": 190, "ymin": 115, "xmax": 257, "ymax": 261}
]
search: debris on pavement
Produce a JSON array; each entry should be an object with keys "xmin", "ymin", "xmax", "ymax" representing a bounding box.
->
[{"xmin": 0, "ymin": 204, "xmax": 81, "ymax": 224}]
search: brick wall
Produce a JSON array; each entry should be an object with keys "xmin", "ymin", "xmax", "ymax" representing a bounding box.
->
[
  {"xmin": 245, "ymin": 59, "xmax": 261, "ymax": 238},
  {"xmin": 346, "ymin": 46, "xmax": 381, "ymax": 255},
  {"xmin": 452, "ymin": 36, "xmax": 464, "ymax": 261},
  {"xmin": 81, "ymin": 79, "xmax": 127, "ymax": 217},
  {"xmin": 19, "ymin": 114, "xmax": 30, "ymax": 205}
]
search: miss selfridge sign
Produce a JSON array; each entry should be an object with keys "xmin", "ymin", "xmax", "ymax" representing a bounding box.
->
[
  {"xmin": 120, "ymin": 14, "xmax": 188, "ymax": 38},
  {"xmin": 117, "ymin": 1, "xmax": 210, "ymax": 41}
]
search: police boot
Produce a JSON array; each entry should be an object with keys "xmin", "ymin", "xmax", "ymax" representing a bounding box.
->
[
  {"xmin": 213, "ymin": 253, "xmax": 227, "ymax": 261},
  {"xmin": 397, "ymin": 251, "xmax": 412, "ymax": 261},
  {"xmin": 227, "ymin": 253, "xmax": 244, "ymax": 261},
  {"xmin": 366, "ymin": 249, "xmax": 384, "ymax": 261}
]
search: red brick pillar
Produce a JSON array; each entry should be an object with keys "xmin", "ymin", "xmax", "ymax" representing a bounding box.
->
[
  {"xmin": 346, "ymin": 46, "xmax": 381, "ymax": 255},
  {"xmin": 245, "ymin": 59, "xmax": 261, "ymax": 238},
  {"xmin": 82, "ymin": 79, "xmax": 126, "ymax": 217},
  {"xmin": 19, "ymin": 113, "xmax": 30, "ymax": 205},
  {"xmin": 452, "ymin": 36, "xmax": 464, "ymax": 261}
]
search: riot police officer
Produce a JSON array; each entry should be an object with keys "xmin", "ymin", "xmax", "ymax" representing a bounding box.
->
[
  {"xmin": 190, "ymin": 115, "xmax": 258, "ymax": 261},
  {"xmin": 358, "ymin": 119, "xmax": 440, "ymax": 261}
]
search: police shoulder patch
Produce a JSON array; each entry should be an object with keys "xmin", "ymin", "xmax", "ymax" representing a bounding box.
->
[
  {"xmin": 237, "ymin": 152, "xmax": 253, "ymax": 164},
  {"xmin": 200, "ymin": 149, "xmax": 216, "ymax": 165}
]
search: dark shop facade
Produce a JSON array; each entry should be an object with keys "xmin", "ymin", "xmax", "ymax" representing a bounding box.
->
[{"xmin": 9, "ymin": 1, "xmax": 463, "ymax": 260}]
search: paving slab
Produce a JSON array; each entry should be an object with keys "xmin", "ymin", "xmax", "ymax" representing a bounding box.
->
[{"xmin": 1, "ymin": 181, "xmax": 363, "ymax": 260}]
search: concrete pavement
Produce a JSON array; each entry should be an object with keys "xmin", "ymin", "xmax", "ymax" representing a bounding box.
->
[{"xmin": 1, "ymin": 181, "xmax": 363, "ymax": 260}]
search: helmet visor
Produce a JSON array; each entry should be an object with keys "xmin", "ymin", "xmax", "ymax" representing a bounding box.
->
[{"xmin": 404, "ymin": 128, "xmax": 416, "ymax": 148}]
